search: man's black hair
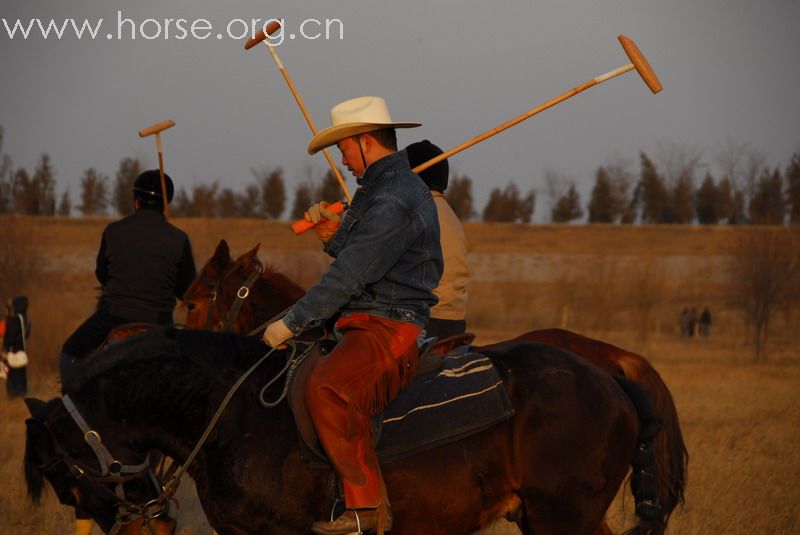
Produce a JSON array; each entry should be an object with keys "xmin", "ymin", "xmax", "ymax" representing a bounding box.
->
[{"xmin": 367, "ymin": 128, "xmax": 398, "ymax": 151}]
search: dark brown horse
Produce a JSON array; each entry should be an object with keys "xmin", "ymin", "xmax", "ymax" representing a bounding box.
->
[
  {"xmin": 27, "ymin": 325, "xmax": 652, "ymax": 534},
  {"xmin": 24, "ymin": 240, "xmax": 684, "ymax": 534},
  {"xmin": 183, "ymin": 240, "xmax": 687, "ymax": 524}
]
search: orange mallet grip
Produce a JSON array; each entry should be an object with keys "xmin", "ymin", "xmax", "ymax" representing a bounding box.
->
[{"xmin": 291, "ymin": 201, "xmax": 346, "ymax": 235}]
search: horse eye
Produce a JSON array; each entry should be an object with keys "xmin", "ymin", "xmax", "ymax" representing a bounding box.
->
[{"xmin": 186, "ymin": 303, "xmax": 196, "ymax": 311}]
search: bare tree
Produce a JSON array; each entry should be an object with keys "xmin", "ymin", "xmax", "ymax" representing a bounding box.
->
[
  {"xmin": 445, "ymin": 174, "xmax": 475, "ymax": 220},
  {"xmin": 551, "ymin": 183, "xmax": 583, "ymax": 223},
  {"xmin": 656, "ymin": 142, "xmax": 704, "ymax": 224},
  {"xmin": 78, "ymin": 167, "xmax": 109, "ymax": 215},
  {"xmin": 57, "ymin": 189, "xmax": 72, "ymax": 216},
  {"xmin": 714, "ymin": 138, "xmax": 751, "ymax": 194},
  {"xmin": 316, "ymin": 169, "xmax": 343, "ymax": 204},
  {"xmin": 291, "ymin": 182, "xmax": 314, "ymax": 220},
  {"xmin": 253, "ymin": 166, "xmax": 286, "ymax": 219},
  {"xmin": 785, "ymin": 151, "xmax": 800, "ymax": 225},
  {"xmin": 113, "ymin": 157, "xmax": 142, "ymax": 215},
  {"xmin": 714, "ymin": 139, "xmax": 768, "ymax": 222},
  {"xmin": 0, "ymin": 126, "xmax": 12, "ymax": 213},
  {"xmin": 727, "ymin": 229, "xmax": 800, "ymax": 361},
  {"xmin": 544, "ymin": 169, "xmax": 570, "ymax": 212}
]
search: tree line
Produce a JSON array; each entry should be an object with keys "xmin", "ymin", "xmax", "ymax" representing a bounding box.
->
[{"xmin": 2, "ymin": 126, "xmax": 798, "ymax": 225}]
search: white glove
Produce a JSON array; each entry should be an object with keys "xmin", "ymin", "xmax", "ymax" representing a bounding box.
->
[
  {"xmin": 305, "ymin": 201, "xmax": 340, "ymax": 224},
  {"xmin": 263, "ymin": 319, "xmax": 293, "ymax": 348}
]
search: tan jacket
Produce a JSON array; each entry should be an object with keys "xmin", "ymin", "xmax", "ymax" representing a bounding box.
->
[{"xmin": 431, "ymin": 191, "xmax": 469, "ymax": 320}]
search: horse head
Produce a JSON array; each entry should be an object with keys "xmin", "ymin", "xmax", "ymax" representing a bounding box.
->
[
  {"xmin": 183, "ymin": 239, "xmax": 263, "ymax": 331},
  {"xmin": 183, "ymin": 240, "xmax": 305, "ymax": 334},
  {"xmin": 24, "ymin": 396, "xmax": 176, "ymax": 534}
]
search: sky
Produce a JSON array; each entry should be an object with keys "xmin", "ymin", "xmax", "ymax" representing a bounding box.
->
[{"xmin": 2, "ymin": 0, "xmax": 799, "ymax": 219}]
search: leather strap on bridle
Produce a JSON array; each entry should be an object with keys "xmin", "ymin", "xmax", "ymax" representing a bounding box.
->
[
  {"xmin": 60, "ymin": 395, "xmax": 164, "ymax": 535},
  {"xmin": 202, "ymin": 265, "xmax": 262, "ymax": 331}
]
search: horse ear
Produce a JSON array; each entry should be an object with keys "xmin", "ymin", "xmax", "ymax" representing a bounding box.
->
[
  {"xmin": 205, "ymin": 240, "xmax": 232, "ymax": 275},
  {"xmin": 239, "ymin": 244, "xmax": 262, "ymax": 272},
  {"xmin": 25, "ymin": 397, "xmax": 49, "ymax": 420},
  {"xmin": 213, "ymin": 240, "xmax": 231, "ymax": 263}
]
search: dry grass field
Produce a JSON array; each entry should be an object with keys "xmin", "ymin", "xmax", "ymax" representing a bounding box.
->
[{"xmin": 1, "ymin": 216, "xmax": 798, "ymax": 534}]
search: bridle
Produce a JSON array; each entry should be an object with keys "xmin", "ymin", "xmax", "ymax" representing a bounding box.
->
[
  {"xmin": 46, "ymin": 340, "xmax": 315, "ymax": 535},
  {"xmin": 42, "ymin": 395, "xmax": 167, "ymax": 535},
  {"xmin": 201, "ymin": 262, "xmax": 263, "ymax": 331}
]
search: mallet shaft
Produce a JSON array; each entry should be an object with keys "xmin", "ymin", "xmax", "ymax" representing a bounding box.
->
[
  {"xmin": 266, "ymin": 45, "xmax": 352, "ymax": 202},
  {"xmin": 414, "ymin": 64, "xmax": 635, "ymax": 175},
  {"xmin": 155, "ymin": 133, "xmax": 171, "ymax": 218}
]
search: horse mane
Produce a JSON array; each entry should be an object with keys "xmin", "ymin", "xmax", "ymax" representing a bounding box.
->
[
  {"xmin": 63, "ymin": 329, "xmax": 287, "ymax": 453},
  {"xmin": 260, "ymin": 264, "xmax": 306, "ymax": 302},
  {"xmin": 66, "ymin": 328, "xmax": 272, "ymax": 393}
]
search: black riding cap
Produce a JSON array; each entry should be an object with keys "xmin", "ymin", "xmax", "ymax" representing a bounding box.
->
[
  {"xmin": 133, "ymin": 170, "xmax": 175, "ymax": 203},
  {"xmin": 406, "ymin": 140, "xmax": 449, "ymax": 193}
]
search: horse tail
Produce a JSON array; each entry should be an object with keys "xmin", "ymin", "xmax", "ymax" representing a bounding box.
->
[
  {"xmin": 616, "ymin": 353, "xmax": 688, "ymax": 534},
  {"xmin": 24, "ymin": 419, "xmax": 47, "ymax": 503}
]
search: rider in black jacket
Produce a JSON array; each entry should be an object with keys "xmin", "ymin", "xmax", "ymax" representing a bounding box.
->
[{"xmin": 60, "ymin": 170, "xmax": 196, "ymax": 386}]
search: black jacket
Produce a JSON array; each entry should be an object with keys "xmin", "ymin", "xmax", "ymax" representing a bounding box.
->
[{"xmin": 95, "ymin": 207, "xmax": 196, "ymax": 321}]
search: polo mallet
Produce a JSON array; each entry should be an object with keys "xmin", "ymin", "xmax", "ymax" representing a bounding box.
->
[
  {"xmin": 138, "ymin": 120, "xmax": 176, "ymax": 218},
  {"xmin": 290, "ymin": 34, "xmax": 661, "ymax": 234},
  {"xmin": 245, "ymin": 20, "xmax": 353, "ymax": 207}
]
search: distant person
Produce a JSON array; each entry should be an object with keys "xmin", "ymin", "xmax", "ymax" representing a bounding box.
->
[
  {"xmin": 406, "ymin": 140, "xmax": 470, "ymax": 340},
  {"xmin": 688, "ymin": 306, "xmax": 698, "ymax": 337},
  {"xmin": 3, "ymin": 296, "xmax": 31, "ymax": 398},
  {"xmin": 60, "ymin": 170, "xmax": 197, "ymax": 386},
  {"xmin": 699, "ymin": 307, "xmax": 712, "ymax": 337},
  {"xmin": 679, "ymin": 307, "xmax": 690, "ymax": 338}
]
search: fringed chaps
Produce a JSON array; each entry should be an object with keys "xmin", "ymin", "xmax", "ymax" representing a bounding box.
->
[{"xmin": 306, "ymin": 313, "xmax": 421, "ymax": 510}]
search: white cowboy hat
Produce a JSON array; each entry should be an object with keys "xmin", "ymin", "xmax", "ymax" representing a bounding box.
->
[{"xmin": 307, "ymin": 96, "xmax": 421, "ymax": 154}]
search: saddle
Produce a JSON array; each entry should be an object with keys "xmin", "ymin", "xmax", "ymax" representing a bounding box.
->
[{"xmin": 289, "ymin": 333, "xmax": 514, "ymax": 467}]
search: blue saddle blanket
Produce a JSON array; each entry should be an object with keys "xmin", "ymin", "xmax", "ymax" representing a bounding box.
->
[{"xmin": 290, "ymin": 347, "xmax": 514, "ymax": 465}]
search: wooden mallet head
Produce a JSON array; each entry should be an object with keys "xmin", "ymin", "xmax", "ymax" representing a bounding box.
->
[
  {"xmin": 244, "ymin": 20, "xmax": 283, "ymax": 50},
  {"xmin": 618, "ymin": 35, "xmax": 662, "ymax": 94},
  {"xmin": 138, "ymin": 120, "xmax": 176, "ymax": 138}
]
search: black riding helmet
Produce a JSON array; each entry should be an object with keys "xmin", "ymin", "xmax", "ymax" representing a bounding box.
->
[
  {"xmin": 133, "ymin": 170, "xmax": 174, "ymax": 210},
  {"xmin": 406, "ymin": 140, "xmax": 449, "ymax": 193}
]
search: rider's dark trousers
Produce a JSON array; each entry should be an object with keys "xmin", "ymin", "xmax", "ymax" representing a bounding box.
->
[
  {"xmin": 60, "ymin": 303, "xmax": 172, "ymax": 387},
  {"xmin": 306, "ymin": 313, "xmax": 421, "ymax": 508}
]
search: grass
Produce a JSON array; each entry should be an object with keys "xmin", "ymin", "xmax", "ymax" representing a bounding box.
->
[{"xmin": 1, "ymin": 216, "xmax": 798, "ymax": 533}]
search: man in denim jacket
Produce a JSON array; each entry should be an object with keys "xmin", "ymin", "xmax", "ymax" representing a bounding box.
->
[{"xmin": 263, "ymin": 96, "xmax": 443, "ymax": 535}]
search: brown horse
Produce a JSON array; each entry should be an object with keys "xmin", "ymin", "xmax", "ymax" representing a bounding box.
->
[
  {"xmin": 27, "ymin": 325, "xmax": 652, "ymax": 534},
  {"xmin": 183, "ymin": 240, "xmax": 687, "ymax": 526},
  {"xmin": 23, "ymin": 240, "xmax": 684, "ymax": 534}
]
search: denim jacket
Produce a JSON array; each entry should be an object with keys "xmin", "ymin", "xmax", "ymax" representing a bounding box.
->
[{"xmin": 283, "ymin": 150, "xmax": 443, "ymax": 333}]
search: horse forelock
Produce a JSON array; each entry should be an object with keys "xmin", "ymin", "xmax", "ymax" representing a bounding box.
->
[{"xmin": 24, "ymin": 417, "xmax": 49, "ymax": 503}]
